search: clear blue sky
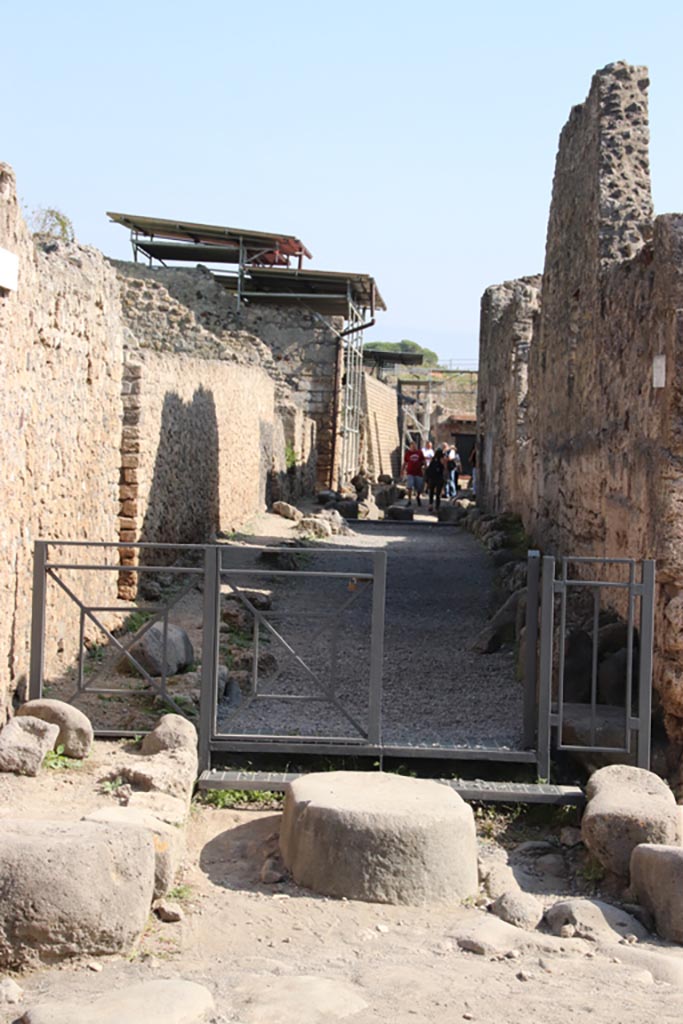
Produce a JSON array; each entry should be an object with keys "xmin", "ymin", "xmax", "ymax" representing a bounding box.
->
[{"xmin": 3, "ymin": 1, "xmax": 682, "ymax": 365}]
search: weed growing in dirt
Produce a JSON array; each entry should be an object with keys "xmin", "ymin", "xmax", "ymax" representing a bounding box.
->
[
  {"xmin": 43, "ymin": 745, "xmax": 80, "ymax": 770},
  {"xmin": 125, "ymin": 610, "xmax": 153, "ymax": 633},
  {"xmin": 100, "ymin": 776, "xmax": 125, "ymax": 794},
  {"xmin": 196, "ymin": 788, "xmax": 282, "ymax": 810},
  {"xmin": 167, "ymin": 883, "xmax": 193, "ymax": 901},
  {"xmin": 579, "ymin": 854, "xmax": 605, "ymax": 889}
]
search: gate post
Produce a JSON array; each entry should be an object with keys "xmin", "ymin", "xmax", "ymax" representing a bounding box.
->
[
  {"xmin": 536, "ymin": 556, "xmax": 556, "ymax": 781},
  {"xmin": 368, "ymin": 550, "xmax": 387, "ymax": 747},
  {"xmin": 29, "ymin": 541, "xmax": 48, "ymax": 701},
  {"xmin": 522, "ymin": 550, "xmax": 541, "ymax": 748},
  {"xmin": 637, "ymin": 559, "xmax": 656, "ymax": 770},
  {"xmin": 198, "ymin": 546, "xmax": 221, "ymax": 773}
]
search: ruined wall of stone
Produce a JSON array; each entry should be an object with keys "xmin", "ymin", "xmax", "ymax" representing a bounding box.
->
[
  {"xmin": 477, "ymin": 277, "xmax": 541, "ymax": 514},
  {"xmin": 114, "ymin": 261, "xmax": 339, "ymax": 487},
  {"xmin": 117, "ymin": 352, "xmax": 281, "ymax": 593},
  {"xmin": 476, "ymin": 62, "xmax": 683, "ymax": 739},
  {"xmin": 0, "ymin": 164, "xmax": 124, "ymax": 719},
  {"xmin": 361, "ymin": 373, "xmax": 400, "ymax": 479}
]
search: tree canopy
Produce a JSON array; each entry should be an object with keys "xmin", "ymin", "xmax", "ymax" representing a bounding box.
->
[{"xmin": 363, "ymin": 339, "xmax": 439, "ymax": 366}]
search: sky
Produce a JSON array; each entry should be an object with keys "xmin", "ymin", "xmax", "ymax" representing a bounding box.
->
[{"xmin": 3, "ymin": 1, "xmax": 683, "ymax": 366}]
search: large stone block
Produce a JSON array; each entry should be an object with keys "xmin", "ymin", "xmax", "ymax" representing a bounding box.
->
[
  {"xmin": 280, "ymin": 771, "xmax": 478, "ymax": 905},
  {"xmin": 581, "ymin": 765, "xmax": 679, "ymax": 879},
  {"xmin": 630, "ymin": 844, "xmax": 683, "ymax": 943},
  {"xmin": 127, "ymin": 623, "xmax": 194, "ymax": 677},
  {"xmin": 84, "ymin": 806, "xmax": 185, "ymax": 899},
  {"xmin": 0, "ymin": 820, "xmax": 155, "ymax": 968},
  {"xmin": 16, "ymin": 699, "xmax": 93, "ymax": 759}
]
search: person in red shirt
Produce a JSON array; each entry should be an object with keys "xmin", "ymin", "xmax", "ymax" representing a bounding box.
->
[{"xmin": 402, "ymin": 441, "xmax": 425, "ymax": 506}]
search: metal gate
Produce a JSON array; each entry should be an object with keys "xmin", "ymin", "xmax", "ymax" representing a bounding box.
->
[{"xmin": 533, "ymin": 555, "xmax": 655, "ymax": 779}]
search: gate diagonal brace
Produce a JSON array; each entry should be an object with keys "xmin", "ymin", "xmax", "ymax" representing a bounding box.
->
[
  {"xmin": 46, "ymin": 569, "xmax": 194, "ymax": 721},
  {"xmin": 219, "ymin": 582, "xmax": 369, "ymax": 739}
]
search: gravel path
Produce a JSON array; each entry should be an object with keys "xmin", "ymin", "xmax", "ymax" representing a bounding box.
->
[{"xmin": 216, "ymin": 519, "xmax": 523, "ymax": 751}]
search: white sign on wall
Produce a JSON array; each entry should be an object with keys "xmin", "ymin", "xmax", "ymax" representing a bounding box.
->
[
  {"xmin": 0, "ymin": 246, "xmax": 18, "ymax": 291},
  {"xmin": 653, "ymin": 354, "xmax": 666, "ymax": 389}
]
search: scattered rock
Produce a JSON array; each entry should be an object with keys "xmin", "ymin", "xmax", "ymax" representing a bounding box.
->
[
  {"xmin": 560, "ymin": 826, "xmax": 583, "ymax": 847},
  {"xmin": 223, "ymin": 678, "xmax": 243, "ymax": 708},
  {"xmin": 490, "ymin": 890, "xmax": 543, "ymax": 931},
  {"xmin": 316, "ymin": 489, "xmax": 338, "ymax": 505},
  {"xmin": 0, "ymin": 976, "xmax": 23, "ymax": 1005},
  {"xmin": 153, "ymin": 898, "xmax": 184, "ymax": 923},
  {"xmin": 480, "ymin": 862, "xmax": 519, "ymax": 900},
  {"xmin": 272, "ymin": 501, "xmax": 303, "ymax": 521},
  {"xmin": 378, "ymin": 474, "xmax": 393, "ymax": 485},
  {"xmin": 141, "ymin": 714, "xmax": 198, "ymax": 756},
  {"xmin": 386, "ymin": 504, "xmax": 413, "ymax": 522},
  {"xmin": 127, "ymin": 622, "xmax": 194, "ymax": 677},
  {"xmin": 535, "ymin": 852, "xmax": 566, "ymax": 879},
  {"xmin": 630, "ymin": 844, "xmax": 683, "ymax": 942},
  {"xmin": 0, "ymin": 820, "xmax": 155, "ymax": 968},
  {"xmin": 357, "ymin": 492, "xmax": 381, "ymax": 520},
  {"xmin": 280, "ymin": 771, "xmax": 478, "ymax": 904},
  {"xmin": 260, "ymin": 857, "xmax": 286, "ymax": 884},
  {"xmin": 471, "ymin": 588, "xmax": 526, "ymax": 654},
  {"xmin": 0, "ymin": 716, "xmax": 60, "ymax": 776},
  {"xmin": 109, "ymin": 745, "xmax": 198, "ymax": 804},
  {"xmin": 581, "ymin": 765, "xmax": 679, "ymax": 879},
  {"xmin": 296, "ymin": 516, "xmax": 333, "ymax": 539},
  {"xmin": 452, "ymin": 916, "xmax": 541, "ymax": 958},
  {"xmin": 331, "ymin": 499, "xmax": 357, "ymax": 520},
  {"xmin": 438, "ymin": 506, "xmax": 466, "ymax": 524},
  {"xmin": 20, "ymin": 979, "xmax": 214, "ymax": 1024},
  {"xmin": 16, "ymin": 700, "xmax": 93, "ymax": 759},
  {"xmin": 317, "ymin": 509, "xmax": 353, "ymax": 536},
  {"xmin": 125, "ymin": 790, "xmax": 189, "ymax": 826},
  {"xmin": 545, "ymin": 898, "xmax": 647, "ymax": 942}
]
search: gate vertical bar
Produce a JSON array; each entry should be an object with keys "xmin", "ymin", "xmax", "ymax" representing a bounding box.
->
[
  {"xmin": 637, "ymin": 559, "xmax": 656, "ymax": 769},
  {"xmin": 523, "ymin": 550, "xmax": 541, "ymax": 748},
  {"xmin": 199, "ymin": 546, "xmax": 220, "ymax": 773},
  {"xmin": 29, "ymin": 541, "xmax": 48, "ymax": 700},
  {"xmin": 368, "ymin": 550, "xmax": 387, "ymax": 747},
  {"xmin": 537, "ymin": 556, "xmax": 556, "ymax": 780}
]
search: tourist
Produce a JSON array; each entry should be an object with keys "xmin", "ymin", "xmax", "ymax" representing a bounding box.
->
[
  {"xmin": 425, "ymin": 447, "xmax": 446, "ymax": 513},
  {"xmin": 446, "ymin": 443, "xmax": 462, "ymax": 498},
  {"xmin": 402, "ymin": 441, "xmax": 425, "ymax": 506},
  {"xmin": 470, "ymin": 446, "xmax": 477, "ymax": 495},
  {"xmin": 421, "ymin": 440, "xmax": 434, "ymax": 469}
]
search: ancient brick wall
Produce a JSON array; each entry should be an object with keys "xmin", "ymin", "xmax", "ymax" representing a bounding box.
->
[
  {"xmin": 476, "ymin": 62, "xmax": 683, "ymax": 739},
  {"xmin": 361, "ymin": 373, "xmax": 401, "ymax": 479},
  {"xmin": 114, "ymin": 261, "xmax": 339, "ymax": 487},
  {"xmin": 0, "ymin": 164, "xmax": 124, "ymax": 720},
  {"xmin": 118, "ymin": 352, "xmax": 280, "ymax": 581}
]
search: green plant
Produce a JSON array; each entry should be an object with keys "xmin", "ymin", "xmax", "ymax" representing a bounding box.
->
[
  {"xmin": 43, "ymin": 744, "xmax": 79, "ymax": 770},
  {"xmin": 285, "ymin": 443, "xmax": 298, "ymax": 471},
  {"xmin": 100, "ymin": 775, "xmax": 125, "ymax": 794},
  {"xmin": 125, "ymin": 610, "xmax": 153, "ymax": 633},
  {"xmin": 196, "ymin": 788, "xmax": 281, "ymax": 809},
  {"xmin": 167, "ymin": 883, "xmax": 193, "ymax": 901},
  {"xmin": 579, "ymin": 855, "xmax": 605, "ymax": 887}
]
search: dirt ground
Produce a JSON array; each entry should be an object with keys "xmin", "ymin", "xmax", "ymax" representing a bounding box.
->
[{"xmin": 3, "ymin": 754, "xmax": 683, "ymax": 1024}]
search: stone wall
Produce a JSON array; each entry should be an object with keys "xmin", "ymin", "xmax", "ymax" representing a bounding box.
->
[
  {"xmin": 0, "ymin": 164, "xmax": 124, "ymax": 720},
  {"xmin": 477, "ymin": 277, "xmax": 541, "ymax": 513},
  {"xmin": 361, "ymin": 373, "xmax": 400, "ymax": 479},
  {"xmin": 117, "ymin": 352, "xmax": 282, "ymax": 594},
  {"xmin": 114, "ymin": 262, "xmax": 339, "ymax": 487},
  {"xmin": 476, "ymin": 62, "xmax": 683, "ymax": 740}
]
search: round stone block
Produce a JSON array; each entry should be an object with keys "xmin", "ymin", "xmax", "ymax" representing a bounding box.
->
[{"xmin": 279, "ymin": 771, "xmax": 478, "ymax": 904}]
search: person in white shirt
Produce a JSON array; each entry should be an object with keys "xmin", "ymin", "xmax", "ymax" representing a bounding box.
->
[{"xmin": 421, "ymin": 441, "xmax": 434, "ymax": 469}]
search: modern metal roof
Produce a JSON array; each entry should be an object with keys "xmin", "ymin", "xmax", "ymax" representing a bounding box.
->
[
  {"xmin": 107, "ymin": 212, "xmax": 312, "ymax": 262},
  {"xmin": 216, "ymin": 266, "xmax": 385, "ymax": 316}
]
